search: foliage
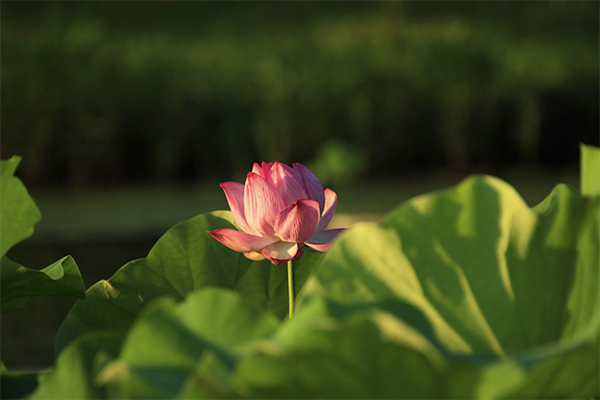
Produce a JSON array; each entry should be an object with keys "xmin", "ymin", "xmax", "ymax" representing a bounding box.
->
[
  {"xmin": 0, "ymin": 158, "xmax": 85, "ymax": 314},
  {"xmin": 1, "ymin": 156, "xmax": 41, "ymax": 256},
  {"xmin": 0, "ymin": 158, "xmax": 86, "ymax": 395},
  {"xmin": 1, "ymin": 146, "xmax": 598, "ymax": 398},
  {"xmin": 582, "ymin": 143, "xmax": 600, "ymax": 196},
  {"xmin": 2, "ymin": 2, "xmax": 598, "ymax": 186},
  {"xmin": 1, "ymin": 362, "xmax": 39, "ymax": 400},
  {"xmin": 55, "ymin": 211, "xmax": 322, "ymax": 352},
  {"xmin": 1, "ymin": 255, "xmax": 84, "ymax": 314}
]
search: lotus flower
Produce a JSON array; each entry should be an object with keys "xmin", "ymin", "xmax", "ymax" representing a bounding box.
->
[{"xmin": 208, "ymin": 162, "xmax": 344, "ymax": 265}]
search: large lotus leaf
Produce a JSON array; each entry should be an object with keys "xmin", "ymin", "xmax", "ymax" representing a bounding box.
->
[
  {"xmin": 28, "ymin": 332, "xmax": 124, "ymax": 400},
  {"xmin": 297, "ymin": 175, "xmax": 598, "ymax": 397},
  {"xmin": 56, "ymin": 211, "xmax": 321, "ymax": 352},
  {"xmin": 0, "ymin": 156, "xmax": 41, "ymax": 257},
  {"xmin": 501, "ymin": 338, "xmax": 599, "ymax": 399},
  {"xmin": 1, "ymin": 255, "xmax": 85, "ymax": 314},
  {"xmin": 300, "ymin": 176, "xmax": 594, "ymax": 353},
  {"xmin": 235, "ymin": 316, "xmax": 444, "ymax": 399},
  {"xmin": 561, "ymin": 195, "xmax": 599, "ymax": 342},
  {"xmin": 581, "ymin": 144, "xmax": 599, "ymax": 196},
  {"xmin": 98, "ymin": 288, "xmax": 278, "ymax": 399},
  {"xmin": 174, "ymin": 352, "xmax": 244, "ymax": 399},
  {"xmin": 231, "ymin": 297, "xmax": 533, "ymax": 399},
  {"xmin": 271, "ymin": 296, "xmax": 443, "ymax": 355}
]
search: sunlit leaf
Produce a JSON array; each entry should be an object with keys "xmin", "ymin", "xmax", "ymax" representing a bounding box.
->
[
  {"xmin": 293, "ymin": 175, "xmax": 598, "ymax": 398},
  {"xmin": 0, "ymin": 156, "xmax": 41, "ymax": 257},
  {"xmin": 233, "ymin": 298, "xmax": 446, "ymax": 399},
  {"xmin": 581, "ymin": 143, "xmax": 600, "ymax": 196},
  {"xmin": 233, "ymin": 298, "xmax": 532, "ymax": 399}
]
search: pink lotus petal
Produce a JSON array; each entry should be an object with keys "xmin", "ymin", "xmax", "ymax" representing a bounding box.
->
[
  {"xmin": 252, "ymin": 162, "xmax": 274, "ymax": 181},
  {"xmin": 221, "ymin": 182, "xmax": 256, "ymax": 235},
  {"xmin": 208, "ymin": 228, "xmax": 276, "ymax": 253},
  {"xmin": 293, "ymin": 163, "xmax": 325, "ymax": 213},
  {"xmin": 293, "ymin": 244, "xmax": 305, "ymax": 260},
  {"xmin": 315, "ymin": 188, "xmax": 338, "ymax": 233},
  {"xmin": 305, "ymin": 228, "xmax": 345, "ymax": 252},
  {"xmin": 244, "ymin": 251, "xmax": 266, "ymax": 261},
  {"xmin": 304, "ymin": 242, "xmax": 332, "ymax": 252},
  {"xmin": 244, "ymin": 172, "xmax": 286, "ymax": 236},
  {"xmin": 263, "ymin": 162, "xmax": 274, "ymax": 180},
  {"xmin": 261, "ymin": 241, "xmax": 299, "ymax": 265},
  {"xmin": 271, "ymin": 162, "xmax": 308, "ymax": 206},
  {"xmin": 251, "ymin": 163, "xmax": 263, "ymax": 176},
  {"xmin": 274, "ymin": 199, "xmax": 320, "ymax": 243},
  {"xmin": 309, "ymin": 228, "xmax": 345, "ymax": 242}
]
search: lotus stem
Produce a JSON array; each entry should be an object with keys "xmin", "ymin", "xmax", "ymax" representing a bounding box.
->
[{"xmin": 288, "ymin": 259, "xmax": 294, "ymax": 319}]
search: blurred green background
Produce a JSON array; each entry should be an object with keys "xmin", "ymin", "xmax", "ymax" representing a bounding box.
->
[
  {"xmin": 1, "ymin": 2, "xmax": 598, "ymax": 370},
  {"xmin": 3, "ymin": 2, "xmax": 599, "ymax": 187}
]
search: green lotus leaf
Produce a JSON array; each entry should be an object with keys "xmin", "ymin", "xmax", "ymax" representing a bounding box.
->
[
  {"xmin": 56, "ymin": 211, "xmax": 322, "ymax": 352},
  {"xmin": 232, "ymin": 297, "xmax": 533, "ymax": 399},
  {"xmin": 0, "ymin": 156, "xmax": 41, "ymax": 257},
  {"xmin": 29, "ymin": 332, "xmax": 124, "ymax": 400},
  {"xmin": 101, "ymin": 288, "xmax": 278, "ymax": 399},
  {"xmin": 581, "ymin": 143, "xmax": 599, "ymax": 196},
  {"xmin": 1, "ymin": 255, "xmax": 85, "ymax": 314},
  {"xmin": 291, "ymin": 175, "xmax": 598, "ymax": 398}
]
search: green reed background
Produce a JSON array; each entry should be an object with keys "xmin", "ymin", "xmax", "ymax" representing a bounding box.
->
[{"xmin": 2, "ymin": 2, "xmax": 598, "ymax": 188}]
